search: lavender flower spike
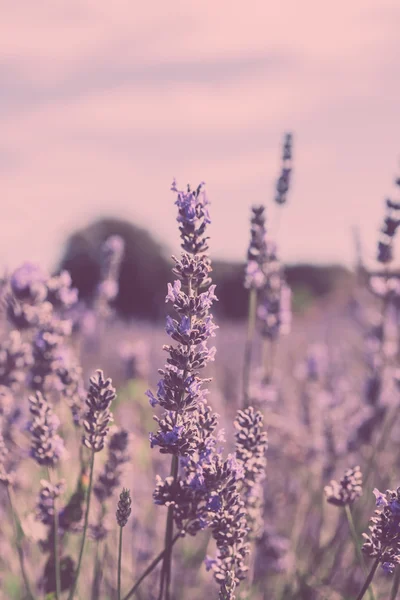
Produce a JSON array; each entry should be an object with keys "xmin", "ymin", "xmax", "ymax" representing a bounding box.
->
[
  {"xmin": 147, "ymin": 181, "xmax": 217, "ymax": 457},
  {"xmin": 36, "ymin": 478, "xmax": 66, "ymax": 525},
  {"xmin": 82, "ymin": 370, "xmax": 115, "ymax": 452},
  {"xmin": 172, "ymin": 179, "xmax": 210, "ymax": 254},
  {"xmin": 116, "ymin": 488, "xmax": 132, "ymax": 527},
  {"xmin": 362, "ymin": 485, "xmax": 400, "ymax": 573},
  {"xmin": 28, "ymin": 391, "xmax": 65, "ymax": 467},
  {"xmin": 244, "ymin": 205, "xmax": 268, "ymax": 290},
  {"xmin": 235, "ymin": 407, "xmax": 268, "ymax": 540},
  {"xmin": 0, "ymin": 430, "xmax": 15, "ymax": 486},
  {"xmin": 275, "ymin": 132, "xmax": 293, "ymax": 206},
  {"xmin": 94, "ymin": 428, "xmax": 130, "ymax": 502},
  {"xmin": 324, "ymin": 466, "xmax": 362, "ymax": 507}
]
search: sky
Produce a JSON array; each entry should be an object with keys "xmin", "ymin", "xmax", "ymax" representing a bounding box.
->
[{"xmin": 2, "ymin": 1, "xmax": 400, "ymax": 272}]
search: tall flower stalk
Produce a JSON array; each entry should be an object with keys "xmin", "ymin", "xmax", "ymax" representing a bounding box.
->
[
  {"xmin": 1, "ymin": 430, "xmax": 35, "ymax": 600},
  {"xmin": 116, "ymin": 488, "xmax": 132, "ymax": 600},
  {"xmin": 67, "ymin": 370, "xmax": 115, "ymax": 600},
  {"xmin": 243, "ymin": 206, "xmax": 268, "ymax": 407},
  {"xmin": 324, "ymin": 467, "xmax": 375, "ymax": 600},
  {"xmin": 275, "ymin": 132, "xmax": 293, "ymax": 206},
  {"xmin": 147, "ymin": 180, "xmax": 216, "ymax": 600}
]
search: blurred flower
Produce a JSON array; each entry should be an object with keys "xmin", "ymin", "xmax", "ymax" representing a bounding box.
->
[
  {"xmin": 28, "ymin": 391, "xmax": 65, "ymax": 467},
  {"xmin": 82, "ymin": 370, "xmax": 115, "ymax": 453},
  {"xmin": 235, "ymin": 407, "xmax": 268, "ymax": 540},
  {"xmin": 36, "ymin": 478, "xmax": 66, "ymax": 525},
  {"xmin": 94, "ymin": 427, "xmax": 130, "ymax": 503},
  {"xmin": 0, "ymin": 330, "xmax": 32, "ymax": 390},
  {"xmin": 275, "ymin": 133, "xmax": 293, "ymax": 206},
  {"xmin": 324, "ymin": 466, "xmax": 362, "ymax": 507}
]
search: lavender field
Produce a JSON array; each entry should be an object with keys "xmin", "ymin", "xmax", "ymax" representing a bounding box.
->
[{"xmin": 2, "ymin": 135, "xmax": 400, "ymax": 600}]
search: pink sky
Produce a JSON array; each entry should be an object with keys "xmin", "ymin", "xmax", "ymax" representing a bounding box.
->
[{"xmin": 2, "ymin": 1, "xmax": 400, "ymax": 271}]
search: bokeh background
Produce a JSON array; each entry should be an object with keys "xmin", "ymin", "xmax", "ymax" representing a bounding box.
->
[
  {"xmin": 3, "ymin": 0, "xmax": 400, "ymax": 273},
  {"xmin": 3, "ymin": 5, "xmax": 400, "ymax": 599}
]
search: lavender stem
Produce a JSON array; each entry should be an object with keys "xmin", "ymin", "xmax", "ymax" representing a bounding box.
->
[
  {"xmin": 118, "ymin": 525, "xmax": 123, "ymax": 600},
  {"xmin": 159, "ymin": 454, "xmax": 179, "ymax": 600},
  {"xmin": 344, "ymin": 505, "xmax": 375, "ymax": 600},
  {"xmin": 123, "ymin": 532, "xmax": 182, "ymax": 600},
  {"xmin": 390, "ymin": 567, "xmax": 400, "ymax": 600},
  {"xmin": 48, "ymin": 467, "xmax": 61, "ymax": 600},
  {"xmin": 67, "ymin": 450, "xmax": 95, "ymax": 600},
  {"xmin": 6, "ymin": 486, "xmax": 36, "ymax": 600},
  {"xmin": 242, "ymin": 287, "xmax": 257, "ymax": 408},
  {"xmin": 355, "ymin": 557, "xmax": 381, "ymax": 600}
]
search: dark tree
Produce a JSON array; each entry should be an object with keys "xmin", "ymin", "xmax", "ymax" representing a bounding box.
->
[
  {"xmin": 59, "ymin": 218, "xmax": 170, "ymax": 319},
  {"xmin": 59, "ymin": 218, "xmax": 352, "ymax": 320}
]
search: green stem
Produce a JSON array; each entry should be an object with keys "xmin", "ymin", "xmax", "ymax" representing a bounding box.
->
[
  {"xmin": 6, "ymin": 486, "xmax": 36, "ymax": 600},
  {"xmin": 90, "ymin": 540, "xmax": 101, "ymax": 600},
  {"xmin": 242, "ymin": 287, "xmax": 257, "ymax": 408},
  {"xmin": 118, "ymin": 526, "xmax": 123, "ymax": 600},
  {"xmin": 355, "ymin": 556, "xmax": 381, "ymax": 600},
  {"xmin": 123, "ymin": 531, "xmax": 182, "ymax": 600},
  {"xmin": 158, "ymin": 455, "xmax": 179, "ymax": 600},
  {"xmin": 345, "ymin": 505, "xmax": 375, "ymax": 600},
  {"xmin": 159, "ymin": 273, "xmax": 194, "ymax": 599},
  {"xmin": 390, "ymin": 567, "xmax": 400, "ymax": 600},
  {"xmin": 48, "ymin": 467, "xmax": 61, "ymax": 600},
  {"xmin": 67, "ymin": 450, "xmax": 96, "ymax": 600}
]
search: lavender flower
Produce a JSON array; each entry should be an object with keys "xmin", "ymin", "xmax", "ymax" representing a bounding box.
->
[
  {"xmin": 172, "ymin": 179, "xmax": 210, "ymax": 254},
  {"xmin": 82, "ymin": 370, "xmax": 115, "ymax": 452},
  {"xmin": 362, "ymin": 486, "xmax": 400, "ymax": 572},
  {"xmin": 46, "ymin": 271, "xmax": 78, "ymax": 311},
  {"xmin": 93, "ymin": 428, "xmax": 130, "ymax": 502},
  {"xmin": 256, "ymin": 243, "xmax": 292, "ymax": 341},
  {"xmin": 36, "ymin": 478, "xmax": 66, "ymax": 525},
  {"xmin": 244, "ymin": 206, "xmax": 268, "ymax": 290},
  {"xmin": 56, "ymin": 363, "xmax": 86, "ymax": 427},
  {"xmin": 154, "ymin": 423, "xmax": 241, "ymax": 537},
  {"xmin": 147, "ymin": 182, "xmax": 217, "ymax": 458},
  {"xmin": 5, "ymin": 263, "xmax": 53, "ymax": 330},
  {"xmin": 207, "ymin": 473, "xmax": 250, "ymax": 595},
  {"xmin": 218, "ymin": 571, "xmax": 236, "ymax": 600},
  {"xmin": 235, "ymin": 407, "xmax": 268, "ymax": 540},
  {"xmin": 150, "ymin": 182, "xmax": 253, "ymax": 598},
  {"xmin": 275, "ymin": 132, "xmax": 293, "ymax": 205},
  {"xmin": 257, "ymin": 279, "xmax": 292, "ymax": 340},
  {"xmin": 28, "ymin": 391, "xmax": 65, "ymax": 467},
  {"xmin": 0, "ymin": 430, "xmax": 15, "ymax": 486},
  {"xmin": 0, "ymin": 330, "xmax": 32, "ymax": 390},
  {"xmin": 324, "ymin": 466, "xmax": 362, "ymax": 507},
  {"xmin": 377, "ymin": 176, "xmax": 400, "ymax": 264},
  {"xmin": 95, "ymin": 235, "xmax": 125, "ymax": 316},
  {"xmin": 6, "ymin": 292, "xmax": 53, "ymax": 331},
  {"xmin": 10, "ymin": 262, "xmax": 47, "ymax": 304},
  {"xmin": 116, "ymin": 488, "xmax": 132, "ymax": 527},
  {"xmin": 243, "ymin": 204, "xmax": 292, "ymax": 340},
  {"xmin": 253, "ymin": 524, "xmax": 294, "ymax": 577},
  {"xmin": 30, "ymin": 319, "xmax": 72, "ymax": 391}
]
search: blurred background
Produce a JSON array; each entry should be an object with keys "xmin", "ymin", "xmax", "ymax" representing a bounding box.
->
[
  {"xmin": 3, "ymin": 5, "xmax": 400, "ymax": 599},
  {"xmin": 2, "ymin": 0, "xmax": 400, "ymax": 302}
]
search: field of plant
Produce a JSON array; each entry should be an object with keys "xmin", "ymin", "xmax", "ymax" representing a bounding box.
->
[{"xmin": 2, "ymin": 135, "xmax": 400, "ymax": 600}]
